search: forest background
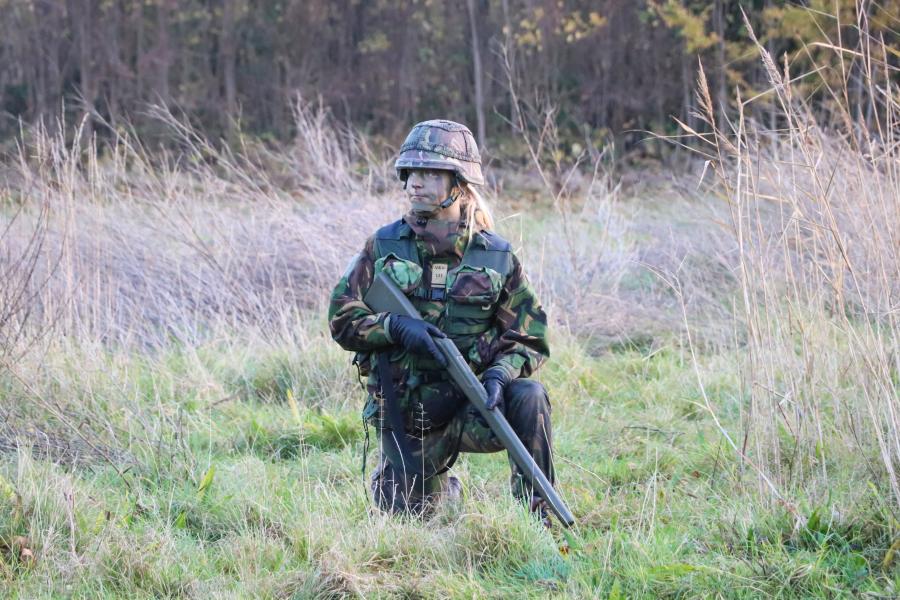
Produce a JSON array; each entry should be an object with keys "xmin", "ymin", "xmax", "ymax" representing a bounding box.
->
[
  {"xmin": 1, "ymin": 0, "xmax": 895, "ymax": 154},
  {"xmin": 1, "ymin": 0, "xmax": 899, "ymax": 598}
]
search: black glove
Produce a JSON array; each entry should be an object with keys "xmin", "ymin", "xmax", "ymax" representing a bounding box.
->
[
  {"xmin": 482, "ymin": 367, "xmax": 512, "ymax": 411},
  {"xmin": 388, "ymin": 314, "xmax": 448, "ymax": 367}
]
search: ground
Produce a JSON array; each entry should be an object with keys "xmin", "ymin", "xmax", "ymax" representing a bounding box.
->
[{"xmin": 1, "ymin": 319, "xmax": 896, "ymax": 598}]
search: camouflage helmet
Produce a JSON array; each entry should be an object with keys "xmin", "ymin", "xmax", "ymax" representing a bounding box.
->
[{"xmin": 395, "ymin": 119, "xmax": 484, "ymax": 186}]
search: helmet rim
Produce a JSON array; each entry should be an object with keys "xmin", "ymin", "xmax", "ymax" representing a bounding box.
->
[
  {"xmin": 395, "ymin": 155, "xmax": 484, "ymax": 186},
  {"xmin": 394, "ymin": 120, "xmax": 485, "ymax": 186}
]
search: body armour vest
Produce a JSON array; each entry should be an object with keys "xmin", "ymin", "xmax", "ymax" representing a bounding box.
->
[{"xmin": 364, "ymin": 219, "xmax": 513, "ymax": 432}]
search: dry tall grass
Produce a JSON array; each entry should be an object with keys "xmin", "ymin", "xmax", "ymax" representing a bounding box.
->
[
  {"xmin": 1, "ymin": 105, "xmax": 397, "ymax": 349},
  {"xmin": 1, "ymin": 101, "xmax": 708, "ymax": 358},
  {"xmin": 1, "ymin": 3, "xmax": 895, "ymax": 516},
  {"xmin": 678, "ymin": 8, "xmax": 899, "ymax": 508}
]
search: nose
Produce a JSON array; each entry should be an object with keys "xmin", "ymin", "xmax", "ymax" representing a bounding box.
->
[{"xmin": 407, "ymin": 173, "xmax": 423, "ymax": 189}]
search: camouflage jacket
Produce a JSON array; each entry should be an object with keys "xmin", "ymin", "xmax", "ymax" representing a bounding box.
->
[{"xmin": 328, "ymin": 215, "xmax": 549, "ymax": 429}]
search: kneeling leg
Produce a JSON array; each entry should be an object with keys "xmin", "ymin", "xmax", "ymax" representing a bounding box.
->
[
  {"xmin": 456, "ymin": 378, "xmax": 555, "ymax": 502},
  {"xmin": 502, "ymin": 378, "xmax": 554, "ymax": 501},
  {"xmin": 369, "ymin": 421, "xmax": 464, "ymax": 516}
]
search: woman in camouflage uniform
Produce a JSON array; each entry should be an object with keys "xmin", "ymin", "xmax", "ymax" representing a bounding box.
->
[{"xmin": 328, "ymin": 120, "xmax": 554, "ymax": 521}]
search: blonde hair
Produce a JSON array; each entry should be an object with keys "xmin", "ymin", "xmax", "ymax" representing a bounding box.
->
[{"xmin": 458, "ymin": 182, "xmax": 494, "ymax": 238}]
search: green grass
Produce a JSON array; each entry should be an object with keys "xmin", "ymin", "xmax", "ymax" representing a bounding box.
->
[{"xmin": 1, "ymin": 324, "xmax": 898, "ymax": 598}]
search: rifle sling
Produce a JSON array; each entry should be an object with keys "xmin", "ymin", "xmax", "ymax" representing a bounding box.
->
[
  {"xmin": 375, "ymin": 353, "xmax": 462, "ymax": 480},
  {"xmin": 376, "ymin": 353, "xmax": 422, "ymax": 477}
]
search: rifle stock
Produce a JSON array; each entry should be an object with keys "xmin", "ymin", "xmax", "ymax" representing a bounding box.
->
[{"xmin": 364, "ymin": 272, "xmax": 575, "ymax": 527}]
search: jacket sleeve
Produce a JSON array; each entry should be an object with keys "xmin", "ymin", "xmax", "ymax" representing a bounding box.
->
[
  {"xmin": 327, "ymin": 236, "xmax": 393, "ymax": 352},
  {"xmin": 487, "ymin": 253, "xmax": 550, "ymax": 379}
]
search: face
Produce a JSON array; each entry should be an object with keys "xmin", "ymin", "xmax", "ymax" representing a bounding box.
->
[{"xmin": 405, "ymin": 169, "xmax": 455, "ymax": 216}]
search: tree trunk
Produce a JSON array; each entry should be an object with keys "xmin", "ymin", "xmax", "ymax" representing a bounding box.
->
[
  {"xmin": 221, "ymin": 0, "xmax": 239, "ymax": 139},
  {"xmin": 74, "ymin": 0, "xmax": 96, "ymax": 141},
  {"xmin": 856, "ymin": 0, "xmax": 875, "ymax": 133},
  {"xmin": 682, "ymin": 52, "xmax": 694, "ymax": 135},
  {"xmin": 22, "ymin": 6, "xmax": 47, "ymax": 120},
  {"xmin": 155, "ymin": 0, "xmax": 171, "ymax": 102},
  {"xmin": 134, "ymin": 0, "xmax": 145, "ymax": 100},
  {"xmin": 466, "ymin": 0, "xmax": 486, "ymax": 151},
  {"xmin": 500, "ymin": 0, "xmax": 516, "ymax": 136},
  {"xmin": 764, "ymin": 1, "xmax": 777, "ymax": 133},
  {"xmin": 713, "ymin": 0, "xmax": 727, "ymax": 126}
]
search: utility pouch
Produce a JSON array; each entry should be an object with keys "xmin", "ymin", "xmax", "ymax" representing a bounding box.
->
[
  {"xmin": 374, "ymin": 253, "xmax": 423, "ymax": 295},
  {"xmin": 446, "ymin": 265, "xmax": 502, "ymax": 306},
  {"xmin": 443, "ymin": 265, "xmax": 502, "ymax": 339}
]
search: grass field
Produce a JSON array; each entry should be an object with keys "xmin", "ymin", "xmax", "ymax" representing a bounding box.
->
[
  {"xmin": 2, "ymin": 189, "xmax": 897, "ymax": 597},
  {"xmin": 2, "ymin": 319, "xmax": 897, "ymax": 598},
  {"xmin": 1, "ymin": 33, "xmax": 899, "ymax": 597}
]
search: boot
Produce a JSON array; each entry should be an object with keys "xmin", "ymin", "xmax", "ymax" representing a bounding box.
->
[
  {"xmin": 530, "ymin": 495, "xmax": 552, "ymax": 529},
  {"xmin": 444, "ymin": 475, "xmax": 462, "ymax": 502}
]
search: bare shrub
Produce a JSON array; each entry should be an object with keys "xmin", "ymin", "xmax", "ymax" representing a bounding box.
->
[
  {"xmin": 0, "ymin": 193, "xmax": 61, "ymax": 362},
  {"xmin": 0, "ymin": 101, "xmax": 401, "ymax": 349}
]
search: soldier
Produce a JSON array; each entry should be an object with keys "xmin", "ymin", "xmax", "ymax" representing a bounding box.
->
[{"xmin": 328, "ymin": 119, "xmax": 554, "ymax": 523}]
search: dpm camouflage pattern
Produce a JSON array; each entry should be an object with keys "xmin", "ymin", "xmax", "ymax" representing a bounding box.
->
[
  {"xmin": 327, "ymin": 214, "xmax": 551, "ymax": 511},
  {"xmin": 328, "ymin": 215, "xmax": 549, "ymax": 403},
  {"xmin": 395, "ymin": 120, "xmax": 485, "ymax": 185},
  {"xmin": 369, "ymin": 378, "xmax": 553, "ymax": 515}
]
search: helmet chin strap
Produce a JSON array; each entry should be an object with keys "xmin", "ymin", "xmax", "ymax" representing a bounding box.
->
[
  {"xmin": 439, "ymin": 174, "xmax": 461, "ymax": 210},
  {"xmin": 438, "ymin": 192, "xmax": 457, "ymax": 210},
  {"xmin": 411, "ymin": 175, "xmax": 460, "ymax": 220}
]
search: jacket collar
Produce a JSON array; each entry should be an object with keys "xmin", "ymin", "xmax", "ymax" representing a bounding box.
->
[
  {"xmin": 470, "ymin": 230, "xmax": 490, "ymax": 249},
  {"xmin": 396, "ymin": 219, "xmax": 414, "ymax": 238},
  {"xmin": 398, "ymin": 215, "xmax": 489, "ymax": 248}
]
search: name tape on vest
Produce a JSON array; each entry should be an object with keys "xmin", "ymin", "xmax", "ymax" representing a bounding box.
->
[{"xmin": 431, "ymin": 263, "xmax": 448, "ymax": 287}]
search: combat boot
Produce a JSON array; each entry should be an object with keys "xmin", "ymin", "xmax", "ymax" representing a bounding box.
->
[
  {"xmin": 426, "ymin": 472, "xmax": 462, "ymax": 505},
  {"xmin": 530, "ymin": 495, "xmax": 552, "ymax": 529},
  {"xmin": 444, "ymin": 475, "xmax": 462, "ymax": 502}
]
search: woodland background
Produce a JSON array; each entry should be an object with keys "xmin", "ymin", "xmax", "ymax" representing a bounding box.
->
[{"xmin": 1, "ymin": 0, "xmax": 897, "ymax": 153}]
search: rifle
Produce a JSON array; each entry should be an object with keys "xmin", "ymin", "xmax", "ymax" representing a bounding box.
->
[{"xmin": 364, "ymin": 272, "xmax": 575, "ymax": 527}]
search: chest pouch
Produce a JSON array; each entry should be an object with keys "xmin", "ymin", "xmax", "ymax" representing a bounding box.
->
[
  {"xmin": 374, "ymin": 253, "xmax": 423, "ymax": 294},
  {"xmin": 447, "ymin": 265, "xmax": 502, "ymax": 304},
  {"xmin": 443, "ymin": 265, "xmax": 502, "ymax": 338}
]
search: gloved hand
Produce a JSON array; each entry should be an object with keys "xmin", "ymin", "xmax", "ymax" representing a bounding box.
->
[
  {"xmin": 482, "ymin": 367, "xmax": 512, "ymax": 411},
  {"xmin": 387, "ymin": 314, "xmax": 448, "ymax": 367}
]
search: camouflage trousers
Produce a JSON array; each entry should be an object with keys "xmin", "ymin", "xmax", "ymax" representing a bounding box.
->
[{"xmin": 370, "ymin": 378, "xmax": 554, "ymax": 515}]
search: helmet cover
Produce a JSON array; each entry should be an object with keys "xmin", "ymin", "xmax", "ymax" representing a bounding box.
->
[{"xmin": 395, "ymin": 119, "xmax": 484, "ymax": 186}]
